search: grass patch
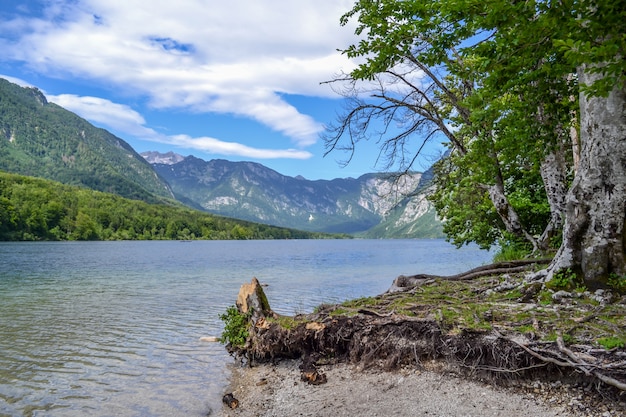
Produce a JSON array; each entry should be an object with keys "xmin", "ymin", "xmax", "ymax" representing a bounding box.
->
[
  {"xmin": 301, "ymin": 271, "xmax": 626, "ymax": 349},
  {"xmin": 597, "ymin": 336, "xmax": 625, "ymax": 350},
  {"xmin": 271, "ymin": 315, "xmax": 307, "ymax": 330}
]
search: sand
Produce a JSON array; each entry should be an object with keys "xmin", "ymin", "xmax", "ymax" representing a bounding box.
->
[{"xmin": 216, "ymin": 360, "xmax": 575, "ymax": 417}]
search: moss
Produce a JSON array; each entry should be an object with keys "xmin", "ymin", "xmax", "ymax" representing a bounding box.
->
[
  {"xmin": 253, "ymin": 271, "xmax": 625, "ymax": 355},
  {"xmin": 597, "ymin": 336, "xmax": 625, "ymax": 349},
  {"xmin": 341, "ymin": 296, "xmax": 379, "ymax": 309},
  {"xmin": 271, "ymin": 315, "xmax": 307, "ymax": 330},
  {"xmin": 328, "ymin": 307, "xmax": 351, "ymax": 317},
  {"xmin": 516, "ymin": 324, "xmax": 536, "ymax": 333}
]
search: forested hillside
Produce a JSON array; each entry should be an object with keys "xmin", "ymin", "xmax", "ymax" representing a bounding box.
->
[
  {"xmin": 0, "ymin": 171, "xmax": 331, "ymax": 241},
  {"xmin": 0, "ymin": 78, "xmax": 173, "ymax": 203}
]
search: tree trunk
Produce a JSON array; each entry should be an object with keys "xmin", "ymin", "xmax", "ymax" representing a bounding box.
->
[
  {"xmin": 546, "ymin": 66, "xmax": 626, "ymax": 288},
  {"xmin": 538, "ymin": 150, "xmax": 568, "ymax": 251},
  {"xmin": 488, "ymin": 181, "xmax": 538, "ymax": 252}
]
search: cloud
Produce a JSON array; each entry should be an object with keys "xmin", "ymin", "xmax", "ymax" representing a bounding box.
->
[
  {"xmin": 0, "ymin": 74, "xmax": 34, "ymax": 88},
  {"xmin": 46, "ymin": 93, "xmax": 313, "ymax": 159},
  {"xmin": 49, "ymin": 94, "xmax": 157, "ymax": 138},
  {"xmin": 169, "ymin": 135, "xmax": 313, "ymax": 159},
  {"xmin": 1, "ymin": 0, "xmax": 358, "ymax": 148}
]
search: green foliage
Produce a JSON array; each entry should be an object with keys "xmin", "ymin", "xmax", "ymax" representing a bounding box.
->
[
  {"xmin": 218, "ymin": 306, "xmax": 250, "ymax": 348},
  {"xmin": 553, "ymin": 1, "xmax": 626, "ymax": 97},
  {"xmin": 0, "ymin": 78, "xmax": 173, "ymax": 202},
  {"xmin": 331, "ymin": 0, "xmax": 622, "ymax": 259},
  {"xmin": 493, "ymin": 237, "xmax": 533, "ymax": 262},
  {"xmin": 608, "ymin": 273, "xmax": 626, "ymax": 294},
  {"xmin": 0, "ymin": 171, "xmax": 330, "ymax": 241},
  {"xmin": 545, "ymin": 268, "xmax": 584, "ymax": 292},
  {"xmin": 596, "ymin": 336, "xmax": 625, "ymax": 350}
]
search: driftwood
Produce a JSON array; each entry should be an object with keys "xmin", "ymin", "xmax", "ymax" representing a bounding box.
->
[
  {"xmin": 299, "ymin": 355, "xmax": 328, "ymax": 385},
  {"xmin": 222, "ymin": 393, "xmax": 239, "ymax": 409},
  {"xmin": 388, "ymin": 259, "xmax": 550, "ymax": 292}
]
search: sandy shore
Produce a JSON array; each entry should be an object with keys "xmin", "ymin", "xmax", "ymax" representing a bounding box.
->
[{"xmin": 216, "ymin": 360, "xmax": 584, "ymax": 417}]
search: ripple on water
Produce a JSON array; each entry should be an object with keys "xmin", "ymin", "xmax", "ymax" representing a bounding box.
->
[{"xmin": 0, "ymin": 240, "xmax": 492, "ymax": 416}]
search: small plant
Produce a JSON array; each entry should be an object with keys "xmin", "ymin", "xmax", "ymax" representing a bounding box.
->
[
  {"xmin": 597, "ymin": 336, "xmax": 625, "ymax": 350},
  {"xmin": 218, "ymin": 305, "xmax": 250, "ymax": 348},
  {"xmin": 493, "ymin": 238, "xmax": 532, "ymax": 262},
  {"xmin": 538, "ymin": 290, "xmax": 553, "ymax": 305},
  {"xmin": 546, "ymin": 268, "xmax": 582, "ymax": 291},
  {"xmin": 608, "ymin": 273, "xmax": 626, "ymax": 294}
]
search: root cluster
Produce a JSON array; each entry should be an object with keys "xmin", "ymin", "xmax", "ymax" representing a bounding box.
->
[{"xmin": 226, "ymin": 263, "xmax": 626, "ymax": 403}]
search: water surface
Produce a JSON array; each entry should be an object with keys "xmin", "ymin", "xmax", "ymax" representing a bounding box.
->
[{"xmin": 0, "ymin": 239, "xmax": 491, "ymax": 416}]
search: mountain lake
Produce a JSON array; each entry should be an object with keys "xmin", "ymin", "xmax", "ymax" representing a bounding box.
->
[{"xmin": 0, "ymin": 239, "xmax": 492, "ymax": 416}]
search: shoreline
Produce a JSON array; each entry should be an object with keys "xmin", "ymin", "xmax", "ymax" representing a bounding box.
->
[
  {"xmin": 215, "ymin": 359, "xmax": 622, "ymax": 417},
  {"xmin": 215, "ymin": 269, "xmax": 626, "ymax": 417}
]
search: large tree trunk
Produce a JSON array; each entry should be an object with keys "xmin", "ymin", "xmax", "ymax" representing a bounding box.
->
[{"xmin": 545, "ymin": 67, "xmax": 626, "ymax": 288}]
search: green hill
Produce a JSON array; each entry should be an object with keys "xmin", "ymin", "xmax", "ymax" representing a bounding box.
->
[
  {"xmin": 0, "ymin": 171, "xmax": 331, "ymax": 241},
  {"xmin": 0, "ymin": 78, "xmax": 173, "ymax": 203}
]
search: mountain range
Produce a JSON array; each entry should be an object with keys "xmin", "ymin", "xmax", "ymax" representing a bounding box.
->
[
  {"xmin": 142, "ymin": 151, "xmax": 443, "ymax": 237},
  {"xmin": 0, "ymin": 77, "xmax": 442, "ymax": 238}
]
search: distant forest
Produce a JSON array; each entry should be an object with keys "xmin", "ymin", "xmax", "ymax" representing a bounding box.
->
[{"xmin": 0, "ymin": 171, "xmax": 335, "ymax": 241}]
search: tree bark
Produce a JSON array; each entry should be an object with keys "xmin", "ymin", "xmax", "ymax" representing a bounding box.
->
[
  {"xmin": 538, "ymin": 150, "xmax": 568, "ymax": 251},
  {"xmin": 546, "ymin": 66, "xmax": 626, "ymax": 288},
  {"xmin": 488, "ymin": 181, "xmax": 538, "ymax": 252}
]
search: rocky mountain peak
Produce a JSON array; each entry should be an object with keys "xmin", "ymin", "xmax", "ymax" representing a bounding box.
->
[{"xmin": 141, "ymin": 151, "xmax": 186, "ymax": 165}]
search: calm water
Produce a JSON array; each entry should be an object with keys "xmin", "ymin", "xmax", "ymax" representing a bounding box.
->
[{"xmin": 0, "ymin": 239, "xmax": 491, "ymax": 416}]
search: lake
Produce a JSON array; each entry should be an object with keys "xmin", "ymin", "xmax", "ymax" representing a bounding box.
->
[{"xmin": 0, "ymin": 239, "xmax": 492, "ymax": 416}]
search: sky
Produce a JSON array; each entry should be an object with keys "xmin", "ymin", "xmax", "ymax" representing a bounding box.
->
[{"xmin": 0, "ymin": 0, "xmax": 443, "ymax": 180}]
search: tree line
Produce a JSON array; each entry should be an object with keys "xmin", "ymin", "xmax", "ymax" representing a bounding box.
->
[{"xmin": 0, "ymin": 171, "xmax": 333, "ymax": 241}]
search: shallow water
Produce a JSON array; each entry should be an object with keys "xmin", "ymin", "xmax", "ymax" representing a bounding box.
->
[{"xmin": 0, "ymin": 239, "xmax": 491, "ymax": 416}]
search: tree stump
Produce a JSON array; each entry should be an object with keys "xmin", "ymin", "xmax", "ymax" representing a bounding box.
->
[{"xmin": 236, "ymin": 277, "xmax": 273, "ymax": 325}]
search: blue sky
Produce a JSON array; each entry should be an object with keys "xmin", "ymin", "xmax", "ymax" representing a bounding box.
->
[{"xmin": 0, "ymin": 0, "xmax": 443, "ymax": 180}]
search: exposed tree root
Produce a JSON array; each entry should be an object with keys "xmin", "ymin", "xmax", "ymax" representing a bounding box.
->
[
  {"xmin": 388, "ymin": 259, "xmax": 551, "ymax": 292},
  {"xmin": 227, "ymin": 311, "xmax": 625, "ymax": 395},
  {"xmin": 225, "ymin": 270, "xmax": 626, "ymax": 409}
]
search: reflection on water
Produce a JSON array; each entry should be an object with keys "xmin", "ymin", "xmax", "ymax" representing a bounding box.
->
[{"xmin": 0, "ymin": 240, "xmax": 491, "ymax": 416}]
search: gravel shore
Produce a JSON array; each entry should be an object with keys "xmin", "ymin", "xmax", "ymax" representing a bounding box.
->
[{"xmin": 217, "ymin": 360, "xmax": 581, "ymax": 417}]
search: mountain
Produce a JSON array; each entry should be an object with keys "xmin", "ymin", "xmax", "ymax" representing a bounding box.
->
[
  {"xmin": 359, "ymin": 164, "xmax": 443, "ymax": 238},
  {"xmin": 0, "ymin": 78, "xmax": 173, "ymax": 203},
  {"xmin": 0, "ymin": 77, "xmax": 442, "ymax": 238},
  {"xmin": 143, "ymin": 152, "xmax": 444, "ymax": 237}
]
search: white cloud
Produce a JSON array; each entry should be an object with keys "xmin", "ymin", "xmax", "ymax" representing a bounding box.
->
[
  {"xmin": 1, "ymin": 0, "xmax": 359, "ymax": 148},
  {"xmin": 49, "ymin": 94, "xmax": 157, "ymax": 138},
  {"xmin": 169, "ymin": 134, "xmax": 313, "ymax": 159},
  {"xmin": 46, "ymin": 93, "xmax": 313, "ymax": 159},
  {"xmin": 0, "ymin": 74, "xmax": 34, "ymax": 88}
]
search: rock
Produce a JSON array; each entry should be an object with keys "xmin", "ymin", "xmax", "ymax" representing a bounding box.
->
[
  {"xmin": 299, "ymin": 355, "xmax": 328, "ymax": 385},
  {"xmin": 301, "ymin": 368, "xmax": 328, "ymax": 385},
  {"xmin": 199, "ymin": 336, "xmax": 220, "ymax": 342},
  {"xmin": 552, "ymin": 290, "xmax": 572, "ymax": 302}
]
